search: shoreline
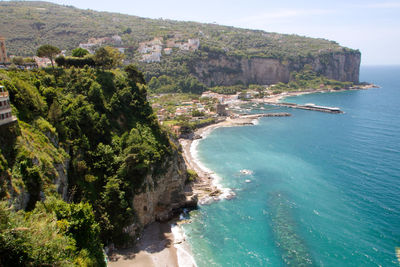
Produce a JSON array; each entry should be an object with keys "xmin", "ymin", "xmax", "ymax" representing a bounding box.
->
[
  {"xmin": 108, "ymin": 85, "xmax": 377, "ymax": 266},
  {"xmin": 168, "ymin": 86, "xmax": 379, "ymax": 266},
  {"xmin": 108, "ymin": 222, "xmax": 179, "ymax": 267},
  {"xmin": 180, "ymin": 116, "xmax": 262, "ymax": 204},
  {"xmin": 255, "ymin": 84, "xmax": 380, "ymax": 104},
  {"xmin": 107, "ymin": 117, "xmax": 262, "ymax": 267}
]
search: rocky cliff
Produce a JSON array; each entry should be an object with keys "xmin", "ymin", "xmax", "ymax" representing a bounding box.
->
[
  {"xmin": 133, "ymin": 148, "xmax": 196, "ymax": 227},
  {"xmin": 192, "ymin": 51, "xmax": 361, "ymax": 86}
]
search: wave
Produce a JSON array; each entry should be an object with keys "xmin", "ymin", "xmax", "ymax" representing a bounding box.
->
[
  {"xmin": 239, "ymin": 169, "xmax": 254, "ymax": 175},
  {"xmin": 190, "ymin": 133, "xmax": 236, "ymax": 204},
  {"xmin": 171, "ymin": 224, "xmax": 198, "ymax": 267}
]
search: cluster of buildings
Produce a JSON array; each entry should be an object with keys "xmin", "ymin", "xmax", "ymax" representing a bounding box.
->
[
  {"xmin": 152, "ymin": 96, "xmax": 232, "ymax": 124},
  {"xmin": 139, "ymin": 37, "xmax": 200, "ymax": 63},
  {"xmin": 153, "ymin": 90, "xmax": 247, "ymax": 123},
  {"xmin": 0, "ymin": 35, "xmax": 52, "ymax": 69},
  {"xmin": 152, "ymin": 99, "xmax": 208, "ymax": 121},
  {"xmin": 79, "ymin": 35, "xmax": 124, "ymax": 54},
  {"xmin": 201, "ymin": 91, "xmax": 240, "ymax": 104}
]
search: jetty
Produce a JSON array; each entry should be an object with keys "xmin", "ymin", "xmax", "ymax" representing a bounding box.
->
[
  {"xmin": 238, "ymin": 112, "xmax": 291, "ymax": 118},
  {"xmin": 265, "ymin": 102, "xmax": 343, "ymax": 114}
]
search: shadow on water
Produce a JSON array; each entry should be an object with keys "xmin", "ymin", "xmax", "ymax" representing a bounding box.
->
[{"xmin": 268, "ymin": 192, "xmax": 314, "ymax": 266}]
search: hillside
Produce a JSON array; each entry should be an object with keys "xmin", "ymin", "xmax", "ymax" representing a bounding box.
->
[
  {"xmin": 0, "ymin": 1, "xmax": 361, "ymax": 87},
  {"xmin": 0, "ymin": 66, "xmax": 194, "ymax": 265}
]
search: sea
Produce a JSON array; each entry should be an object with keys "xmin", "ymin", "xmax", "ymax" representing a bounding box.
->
[{"xmin": 182, "ymin": 66, "xmax": 400, "ymax": 266}]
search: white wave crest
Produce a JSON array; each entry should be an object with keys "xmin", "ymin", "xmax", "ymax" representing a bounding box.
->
[
  {"xmin": 239, "ymin": 169, "xmax": 254, "ymax": 175},
  {"xmin": 171, "ymin": 224, "xmax": 198, "ymax": 267},
  {"xmin": 190, "ymin": 136, "xmax": 236, "ymax": 204}
]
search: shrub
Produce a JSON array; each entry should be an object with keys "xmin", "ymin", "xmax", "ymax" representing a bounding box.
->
[{"xmin": 186, "ymin": 169, "xmax": 198, "ymax": 183}]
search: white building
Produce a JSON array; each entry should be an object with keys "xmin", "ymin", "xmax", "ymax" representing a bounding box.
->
[
  {"xmin": 116, "ymin": 47, "xmax": 125, "ymax": 54},
  {"xmin": 0, "ymin": 86, "xmax": 16, "ymax": 126},
  {"xmin": 141, "ymin": 52, "xmax": 161, "ymax": 63},
  {"xmin": 188, "ymin": 38, "xmax": 200, "ymax": 50},
  {"xmin": 164, "ymin": 48, "xmax": 173, "ymax": 55},
  {"xmin": 112, "ymin": 35, "xmax": 122, "ymax": 44}
]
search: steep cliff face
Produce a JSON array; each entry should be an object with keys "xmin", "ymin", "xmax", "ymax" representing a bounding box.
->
[
  {"xmin": 192, "ymin": 51, "xmax": 361, "ymax": 86},
  {"xmin": 290, "ymin": 51, "xmax": 361, "ymax": 83},
  {"xmin": 133, "ymin": 149, "xmax": 192, "ymax": 226},
  {"xmin": 192, "ymin": 56, "xmax": 290, "ymax": 86}
]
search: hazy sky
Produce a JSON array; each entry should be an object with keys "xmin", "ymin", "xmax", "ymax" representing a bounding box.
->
[{"xmin": 37, "ymin": 0, "xmax": 400, "ymax": 65}]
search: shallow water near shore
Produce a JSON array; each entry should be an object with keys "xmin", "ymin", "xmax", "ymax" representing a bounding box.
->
[{"xmin": 182, "ymin": 66, "xmax": 400, "ymax": 266}]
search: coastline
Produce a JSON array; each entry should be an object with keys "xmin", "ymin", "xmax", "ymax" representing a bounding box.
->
[
  {"xmin": 108, "ymin": 222, "xmax": 179, "ymax": 267},
  {"xmin": 180, "ymin": 116, "xmax": 262, "ymax": 204},
  {"xmin": 108, "ymin": 85, "xmax": 378, "ymax": 267},
  {"xmin": 167, "ymin": 86, "xmax": 380, "ymax": 267},
  {"xmin": 107, "ymin": 117, "xmax": 261, "ymax": 267}
]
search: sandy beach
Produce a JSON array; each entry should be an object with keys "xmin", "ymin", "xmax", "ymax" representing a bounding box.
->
[
  {"xmin": 108, "ymin": 222, "xmax": 179, "ymax": 267},
  {"xmin": 180, "ymin": 116, "xmax": 261, "ymax": 203},
  {"xmin": 107, "ymin": 84, "xmax": 380, "ymax": 266},
  {"xmin": 107, "ymin": 116, "xmax": 259, "ymax": 267}
]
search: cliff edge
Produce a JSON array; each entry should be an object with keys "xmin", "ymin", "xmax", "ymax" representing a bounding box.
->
[{"xmin": 192, "ymin": 50, "xmax": 361, "ymax": 86}]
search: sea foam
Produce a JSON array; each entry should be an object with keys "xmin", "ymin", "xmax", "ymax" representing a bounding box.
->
[
  {"xmin": 171, "ymin": 224, "xmax": 198, "ymax": 267},
  {"xmin": 190, "ymin": 127, "xmax": 236, "ymax": 204}
]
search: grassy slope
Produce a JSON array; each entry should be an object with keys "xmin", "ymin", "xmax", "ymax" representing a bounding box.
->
[{"xmin": 0, "ymin": 1, "xmax": 351, "ymax": 59}]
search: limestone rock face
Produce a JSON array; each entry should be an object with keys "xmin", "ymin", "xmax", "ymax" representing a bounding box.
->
[
  {"xmin": 192, "ymin": 51, "xmax": 361, "ymax": 86},
  {"xmin": 133, "ymin": 150, "xmax": 190, "ymax": 226},
  {"xmin": 311, "ymin": 52, "xmax": 361, "ymax": 83}
]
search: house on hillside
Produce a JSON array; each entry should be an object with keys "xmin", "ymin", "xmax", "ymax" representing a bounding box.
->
[
  {"xmin": 141, "ymin": 52, "xmax": 161, "ymax": 63},
  {"xmin": 164, "ymin": 48, "xmax": 173, "ymax": 55},
  {"xmin": 33, "ymin": 56, "xmax": 53, "ymax": 68},
  {"xmin": 0, "ymin": 86, "xmax": 17, "ymax": 126},
  {"xmin": 188, "ymin": 38, "xmax": 200, "ymax": 50}
]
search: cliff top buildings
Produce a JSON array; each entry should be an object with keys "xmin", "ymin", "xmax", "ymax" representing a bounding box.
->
[{"xmin": 0, "ymin": 86, "xmax": 17, "ymax": 126}]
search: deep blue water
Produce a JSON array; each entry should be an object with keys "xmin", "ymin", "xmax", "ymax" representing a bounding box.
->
[{"xmin": 183, "ymin": 66, "xmax": 400, "ymax": 266}]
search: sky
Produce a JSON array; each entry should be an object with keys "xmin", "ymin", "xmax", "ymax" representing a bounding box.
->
[{"xmin": 31, "ymin": 0, "xmax": 400, "ymax": 65}]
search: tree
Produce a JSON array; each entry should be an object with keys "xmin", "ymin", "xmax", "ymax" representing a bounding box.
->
[
  {"xmin": 11, "ymin": 56, "xmax": 24, "ymax": 65},
  {"xmin": 71, "ymin": 47, "xmax": 89, "ymax": 58},
  {"xmin": 36, "ymin": 45, "xmax": 60, "ymax": 69},
  {"xmin": 124, "ymin": 64, "xmax": 146, "ymax": 85},
  {"xmin": 94, "ymin": 46, "xmax": 124, "ymax": 69}
]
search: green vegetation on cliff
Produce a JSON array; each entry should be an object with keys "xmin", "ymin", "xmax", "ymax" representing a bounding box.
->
[
  {"xmin": 0, "ymin": 65, "xmax": 177, "ymax": 265},
  {"xmin": 271, "ymin": 68, "xmax": 354, "ymax": 93}
]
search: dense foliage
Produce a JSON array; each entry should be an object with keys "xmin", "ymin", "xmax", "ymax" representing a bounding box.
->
[
  {"xmin": 0, "ymin": 198, "xmax": 104, "ymax": 266},
  {"xmin": 0, "ymin": 1, "xmax": 359, "ymax": 94},
  {"xmin": 271, "ymin": 68, "xmax": 354, "ymax": 93},
  {"xmin": 0, "ymin": 66, "xmax": 176, "ymax": 264},
  {"xmin": 0, "ymin": 1, "xmax": 349, "ymax": 58},
  {"xmin": 148, "ymin": 74, "xmax": 207, "ymax": 94}
]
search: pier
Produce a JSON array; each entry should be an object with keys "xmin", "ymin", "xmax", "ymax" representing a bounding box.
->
[
  {"xmin": 265, "ymin": 102, "xmax": 343, "ymax": 114},
  {"xmin": 235, "ymin": 113, "xmax": 292, "ymax": 119}
]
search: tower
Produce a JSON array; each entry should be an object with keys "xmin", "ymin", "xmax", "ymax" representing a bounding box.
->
[{"xmin": 0, "ymin": 36, "xmax": 8, "ymax": 63}]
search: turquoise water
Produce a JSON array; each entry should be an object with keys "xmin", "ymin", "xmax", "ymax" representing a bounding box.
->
[{"xmin": 183, "ymin": 66, "xmax": 400, "ymax": 266}]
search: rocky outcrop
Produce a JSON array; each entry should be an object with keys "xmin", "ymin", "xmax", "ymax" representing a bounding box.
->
[
  {"xmin": 132, "ymin": 149, "xmax": 195, "ymax": 227},
  {"xmin": 193, "ymin": 56, "xmax": 290, "ymax": 86},
  {"xmin": 192, "ymin": 50, "xmax": 361, "ymax": 86},
  {"xmin": 290, "ymin": 51, "xmax": 361, "ymax": 83}
]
